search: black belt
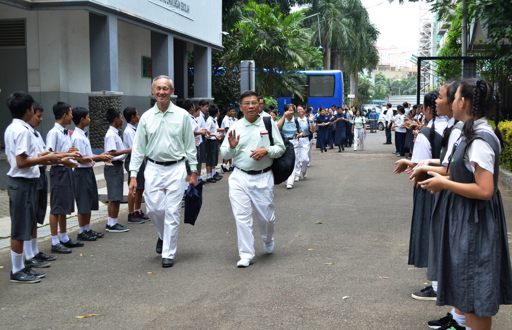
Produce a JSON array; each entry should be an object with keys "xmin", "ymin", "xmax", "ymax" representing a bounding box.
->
[
  {"xmin": 147, "ymin": 157, "xmax": 184, "ymax": 166},
  {"xmin": 237, "ymin": 166, "xmax": 272, "ymax": 175},
  {"xmin": 112, "ymin": 160, "xmax": 123, "ymax": 165},
  {"xmin": 39, "ymin": 165, "xmax": 47, "ymax": 170}
]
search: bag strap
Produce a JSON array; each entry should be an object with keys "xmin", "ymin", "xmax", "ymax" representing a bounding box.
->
[
  {"xmin": 294, "ymin": 118, "xmax": 301, "ymax": 134},
  {"xmin": 263, "ymin": 116, "xmax": 274, "ymax": 146}
]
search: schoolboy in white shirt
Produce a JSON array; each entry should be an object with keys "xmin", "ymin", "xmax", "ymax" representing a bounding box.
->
[
  {"xmin": 71, "ymin": 106, "xmax": 112, "ymax": 241},
  {"xmin": 104, "ymin": 108, "xmax": 131, "ymax": 232},
  {"xmin": 46, "ymin": 102, "xmax": 83, "ymax": 254},
  {"xmin": 5, "ymin": 92, "xmax": 61, "ymax": 283},
  {"xmin": 122, "ymin": 106, "xmax": 148, "ymax": 224}
]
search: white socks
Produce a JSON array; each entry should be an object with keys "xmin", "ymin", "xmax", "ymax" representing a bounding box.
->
[
  {"xmin": 32, "ymin": 239, "xmax": 39, "ymax": 255},
  {"xmin": 79, "ymin": 226, "xmax": 85, "ymax": 234},
  {"xmin": 11, "ymin": 250, "xmax": 24, "ymax": 274},
  {"xmin": 59, "ymin": 232, "xmax": 70, "ymax": 243},
  {"xmin": 107, "ymin": 217, "xmax": 118, "ymax": 226},
  {"xmin": 23, "ymin": 241, "xmax": 35, "ymax": 260},
  {"xmin": 451, "ymin": 308, "xmax": 467, "ymax": 327},
  {"xmin": 432, "ymin": 281, "xmax": 438, "ymax": 293},
  {"xmin": 51, "ymin": 235, "xmax": 60, "ymax": 246}
]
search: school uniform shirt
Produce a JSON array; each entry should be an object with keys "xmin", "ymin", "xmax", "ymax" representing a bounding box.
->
[
  {"xmin": 46, "ymin": 122, "xmax": 72, "ymax": 154},
  {"xmin": 385, "ymin": 108, "xmax": 394, "ymax": 123},
  {"xmin": 221, "ymin": 116, "xmax": 237, "ymax": 131},
  {"xmin": 71, "ymin": 127, "xmax": 94, "ymax": 168},
  {"xmin": 353, "ymin": 116, "xmax": 366, "ymax": 129},
  {"xmin": 205, "ymin": 116, "xmax": 219, "ymax": 140},
  {"xmin": 441, "ymin": 119, "xmax": 463, "ymax": 167},
  {"xmin": 463, "ymin": 117, "xmax": 500, "ymax": 174},
  {"xmin": 129, "ymin": 102, "xmax": 198, "ymax": 175},
  {"xmin": 123, "ymin": 123, "xmax": 137, "ymax": 149},
  {"xmin": 297, "ymin": 117, "xmax": 311, "ymax": 136},
  {"xmin": 220, "ymin": 116, "xmax": 286, "ymax": 171},
  {"xmin": 104, "ymin": 126, "xmax": 127, "ymax": 162},
  {"xmin": 32, "ymin": 128, "xmax": 46, "ymax": 155},
  {"xmin": 189, "ymin": 115, "xmax": 202, "ymax": 146},
  {"xmin": 411, "ymin": 115, "xmax": 449, "ymax": 163},
  {"xmin": 393, "ymin": 114, "xmax": 406, "ymax": 133},
  {"xmin": 281, "ymin": 118, "xmax": 300, "ymax": 139},
  {"xmin": 5, "ymin": 119, "xmax": 40, "ymax": 178},
  {"xmin": 197, "ymin": 112, "xmax": 207, "ymax": 135}
]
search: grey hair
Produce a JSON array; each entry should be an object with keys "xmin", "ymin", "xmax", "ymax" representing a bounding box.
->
[{"xmin": 152, "ymin": 75, "xmax": 174, "ymax": 89}]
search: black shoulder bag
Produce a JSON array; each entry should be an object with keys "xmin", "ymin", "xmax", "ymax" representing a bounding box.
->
[{"xmin": 263, "ymin": 116, "xmax": 295, "ymax": 184}]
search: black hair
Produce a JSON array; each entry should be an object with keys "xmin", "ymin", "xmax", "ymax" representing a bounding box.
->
[
  {"xmin": 386, "ymin": 103, "xmax": 392, "ymax": 108},
  {"xmin": 182, "ymin": 100, "xmax": 195, "ymax": 112},
  {"xmin": 72, "ymin": 106, "xmax": 89, "ymax": 126},
  {"xmin": 208, "ymin": 104, "xmax": 219, "ymax": 118},
  {"xmin": 403, "ymin": 102, "xmax": 409, "ymax": 108},
  {"xmin": 240, "ymin": 90, "xmax": 258, "ymax": 102},
  {"xmin": 6, "ymin": 91, "xmax": 34, "ymax": 119},
  {"xmin": 123, "ymin": 106, "xmax": 137, "ymax": 122},
  {"xmin": 396, "ymin": 105, "xmax": 405, "ymax": 114},
  {"xmin": 53, "ymin": 101, "xmax": 71, "ymax": 120},
  {"xmin": 459, "ymin": 78, "xmax": 504, "ymax": 148},
  {"xmin": 423, "ymin": 91, "xmax": 439, "ymax": 147},
  {"xmin": 106, "ymin": 107, "xmax": 121, "ymax": 124},
  {"xmin": 441, "ymin": 80, "xmax": 461, "ymax": 148},
  {"xmin": 198, "ymin": 99, "xmax": 209, "ymax": 107},
  {"xmin": 33, "ymin": 102, "xmax": 44, "ymax": 113},
  {"xmin": 257, "ymin": 95, "xmax": 264, "ymax": 101}
]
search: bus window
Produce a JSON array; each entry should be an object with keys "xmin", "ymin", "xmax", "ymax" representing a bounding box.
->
[{"xmin": 308, "ymin": 75, "xmax": 335, "ymax": 97}]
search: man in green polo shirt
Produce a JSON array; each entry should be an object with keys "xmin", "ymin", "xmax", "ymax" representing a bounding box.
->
[
  {"xmin": 129, "ymin": 75, "xmax": 198, "ymax": 268},
  {"xmin": 220, "ymin": 90, "xmax": 285, "ymax": 268}
]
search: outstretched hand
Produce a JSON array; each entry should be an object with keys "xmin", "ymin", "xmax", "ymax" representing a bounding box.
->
[
  {"xmin": 418, "ymin": 171, "xmax": 447, "ymax": 194},
  {"xmin": 393, "ymin": 159, "xmax": 414, "ymax": 174},
  {"xmin": 228, "ymin": 130, "xmax": 240, "ymax": 149}
]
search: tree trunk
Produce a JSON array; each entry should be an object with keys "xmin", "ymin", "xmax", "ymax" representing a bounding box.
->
[
  {"xmin": 324, "ymin": 46, "xmax": 331, "ymax": 70},
  {"xmin": 349, "ymin": 72, "xmax": 358, "ymax": 105}
]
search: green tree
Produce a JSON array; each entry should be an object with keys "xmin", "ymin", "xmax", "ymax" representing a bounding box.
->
[{"xmin": 223, "ymin": 1, "xmax": 322, "ymax": 97}]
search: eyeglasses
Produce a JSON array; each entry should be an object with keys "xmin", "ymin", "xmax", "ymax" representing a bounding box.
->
[{"xmin": 241, "ymin": 101, "xmax": 258, "ymax": 106}]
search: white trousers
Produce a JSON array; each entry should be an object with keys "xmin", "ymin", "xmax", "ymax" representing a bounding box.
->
[
  {"xmin": 286, "ymin": 137, "xmax": 310, "ymax": 186},
  {"xmin": 144, "ymin": 161, "xmax": 187, "ymax": 259},
  {"xmin": 354, "ymin": 128, "xmax": 365, "ymax": 151},
  {"xmin": 228, "ymin": 168, "xmax": 275, "ymax": 260}
]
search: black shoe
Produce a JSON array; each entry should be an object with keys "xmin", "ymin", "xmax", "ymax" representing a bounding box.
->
[
  {"xmin": 137, "ymin": 211, "xmax": 150, "ymax": 220},
  {"xmin": 60, "ymin": 238, "xmax": 84, "ymax": 248},
  {"xmin": 24, "ymin": 267, "xmax": 46, "ymax": 279},
  {"xmin": 51, "ymin": 243, "xmax": 72, "ymax": 254},
  {"xmin": 428, "ymin": 313, "xmax": 453, "ymax": 329},
  {"xmin": 213, "ymin": 173, "xmax": 223, "ymax": 181},
  {"xmin": 221, "ymin": 165, "xmax": 229, "ymax": 173},
  {"xmin": 206, "ymin": 178, "xmax": 216, "ymax": 183},
  {"xmin": 105, "ymin": 223, "xmax": 130, "ymax": 233},
  {"xmin": 411, "ymin": 285, "xmax": 437, "ymax": 301},
  {"xmin": 77, "ymin": 231, "xmax": 97, "ymax": 241},
  {"xmin": 25, "ymin": 258, "xmax": 51, "ymax": 269},
  {"xmin": 34, "ymin": 252, "xmax": 56, "ymax": 262},
  {"xmin": 438, "ymin": 321, "xmax": 465, "ymax": 330},
  {"xmin": 88, "ymin": 229, "xmax": 104, "ymax": 238},
  {"xmin": 10, "ymin": 269, "xmax": 41, "ymax": 284},
  {"xmin": 156, "ymin": 238, "xmax": 163, "ymax": 254},
  {"xmin": 128, "ymin": 212, "xmax": 145, "ymax": 224},
  {"xmin": 162, "ymin": 258, "xmax": 174, "ymax": 268}
]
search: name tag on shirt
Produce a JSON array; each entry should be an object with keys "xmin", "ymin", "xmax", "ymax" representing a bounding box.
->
[{"xmin": 260, "ymin": 130, "xmax": 268, "ymax": 136}]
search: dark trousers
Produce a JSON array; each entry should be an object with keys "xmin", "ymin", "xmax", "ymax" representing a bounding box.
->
[
  {"xmin": 385, "ymin": 122, "xmax": 392, "ymax": 144},
  {"xmin": 395, "ymin": 131, "xmax": 406, "ymax": 156}
]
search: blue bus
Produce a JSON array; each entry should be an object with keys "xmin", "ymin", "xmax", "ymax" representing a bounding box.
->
[{"xmin": 277, "ymin": 70, "xmax": 344, "ymax": 114}]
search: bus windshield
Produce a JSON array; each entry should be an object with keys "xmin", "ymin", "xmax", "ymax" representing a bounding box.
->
[{"xmin": 309, "ymin": 75, "xmax": 335, "ymax": 97}]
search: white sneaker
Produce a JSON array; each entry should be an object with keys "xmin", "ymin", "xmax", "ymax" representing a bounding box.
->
[
  {"xmin": 236, "ymin": 258, "xmax": 254, "ymax": 268},
  {"xmin": 263, "ymin": 240, "xmax": 275, "ymax": 254},
  {"xmin": 294, "ymin": 176, "xmax": 300, "ymax": 182},
  {"xmin": 286, "ymin": 184, "xmax": 293, "ymax": 189}
]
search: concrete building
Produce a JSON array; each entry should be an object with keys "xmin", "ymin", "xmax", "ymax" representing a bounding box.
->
[{"xmin": 0, "ymin": 0, "xmax": 222, "ymax": 151}]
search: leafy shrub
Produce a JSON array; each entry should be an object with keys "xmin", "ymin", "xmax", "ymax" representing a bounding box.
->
[{"xmin": 498, "ymin": 120, "xmax": 512, "ymax": 171}]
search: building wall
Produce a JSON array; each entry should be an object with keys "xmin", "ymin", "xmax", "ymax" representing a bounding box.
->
[
  {"xmin": 29, "ymin": 0, "xmax": 222, "ymax": 48},
  {"xmin": 118, "ymin": 20, "xmax": 152, "ymax": 97}
]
